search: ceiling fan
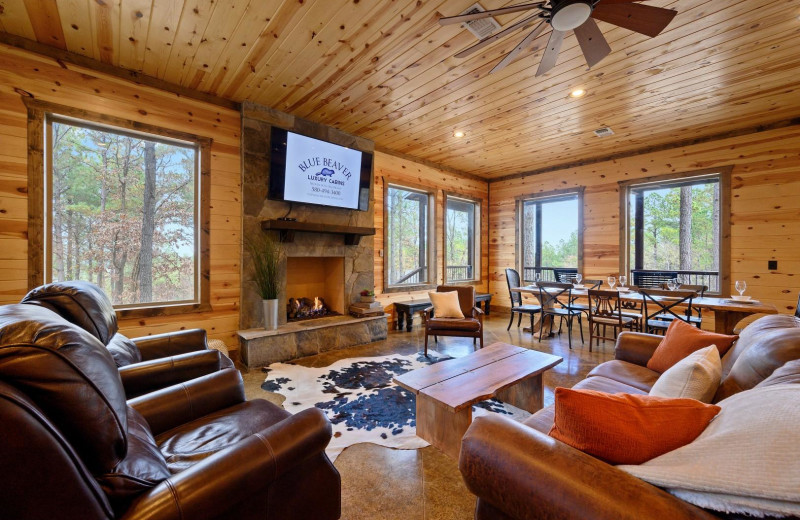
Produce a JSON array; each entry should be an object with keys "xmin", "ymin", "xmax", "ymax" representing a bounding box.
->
[{"xmin": 439, "ymin": 0, "xmax": 678, "ymax": 75}]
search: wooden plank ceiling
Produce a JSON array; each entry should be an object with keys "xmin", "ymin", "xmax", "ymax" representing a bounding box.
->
[{"xmin": 1, "ymin": 0, "xmax": 799, "ymax": 179}]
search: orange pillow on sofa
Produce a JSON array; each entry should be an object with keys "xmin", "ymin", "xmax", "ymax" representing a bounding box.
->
[
  {"xmin": 548, "ymin": 388, "xmax": 720, "ymax": 465},
  {"xmin": 647, "ymin": 319, "xmax": 738, "ymax": 373}
]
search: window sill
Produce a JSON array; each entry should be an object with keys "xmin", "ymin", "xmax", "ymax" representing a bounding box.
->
[
  {"xmin": 116, "ymin": 302, "xmax": 212, "ymax": 319},
  {"xmin": 383, "ymin": 283, "xmax": 437, "ymax": 294}
]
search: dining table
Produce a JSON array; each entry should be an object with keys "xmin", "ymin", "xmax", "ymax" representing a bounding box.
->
[{"xmin": 510, "ymin": 286, "xmax": 778, "ymax": 335}]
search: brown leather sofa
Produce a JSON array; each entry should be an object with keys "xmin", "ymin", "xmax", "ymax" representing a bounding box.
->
[
  {"xmin": 21, "ymin": 281, "xmax": 235, "ymax": 398},
  {"xmin": 459, "ymin": 314, "xmax": 800, "ymax": 520},
  {"xmin": 0, "ymin": 303, "xmax": 341, "ymax": 520}
]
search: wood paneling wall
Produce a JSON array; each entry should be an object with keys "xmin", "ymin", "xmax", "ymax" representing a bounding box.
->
[
  {"xmin": 0, "ymin": 44, "xmax": 242, "ymax": 347},
  {"xmin": 373, "ymin": 151, "xmax": 490, "ymax": 325},
  {"xmin": 489, "ymin": 125, "xmax": 800, "ymax": 324}
]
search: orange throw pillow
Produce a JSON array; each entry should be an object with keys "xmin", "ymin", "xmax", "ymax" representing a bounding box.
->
[
  {"xmin": 548, "ymin": 388, "xmax": 720, "ymax": 465},
  {"xmin": 647, "ymin": 319, "xmax": 738, "ymax": 373}
]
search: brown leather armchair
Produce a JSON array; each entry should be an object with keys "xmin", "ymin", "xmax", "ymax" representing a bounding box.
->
[
  {"xmin": 0, "ymin": 303, "xmax": 340, "ymax": 520},
  {"xmin": 21, "ymin": 281, "xmax": 234, "ymax": 398},
  {"xmin": 422, "ymin": 285, "xmax": 484, "ymax": 355}
]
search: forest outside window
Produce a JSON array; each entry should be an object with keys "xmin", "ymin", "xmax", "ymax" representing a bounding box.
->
[
  {"xmin": 625, "ymin": 173, "xmax": 726, "ymax": 294},
  {"xmin": 42, "ymin": 113, "xmax": 208, "ymax": 312},
  {"xmin": 444, "ymin": 195, "xmax": 479, "ymax": 283},
  {"xmin": 385, "ymin": 185, "xmax": 432, "ymax": 288},
  {"xmin": 519, "ymin": 192, "xmax": 582, "ymax": 283}
]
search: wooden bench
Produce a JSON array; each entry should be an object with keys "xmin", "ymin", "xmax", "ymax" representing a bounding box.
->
[
  {"xmin": 394, "ymin": 342, "xmax": 562, "ymax": 459},
  {"xmin": 394, "ymin": 293, "xmax": 492, "ymax": 332}
]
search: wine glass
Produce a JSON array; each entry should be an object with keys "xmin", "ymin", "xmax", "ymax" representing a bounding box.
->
[
  {"xmin": 534, "ymin": 272, "xmax": 541, "ymax": 286},
  {"xmin": 735, "ymin": 280, "xmax": 747, "ymax": 297},
  {"xmin": 607, "ymin": 276, "xmax": 616, "ymax": 290},
  {"xmin": 666, "ymin": 279, "xmax": 677, "ymax": 291},
  {"xmin": 618, "ymin": 275, "xmax": 627, "ymax": 288},
  {"xmin": 574, "ymin": 273, "xmax": 583, "ymax": 285}
]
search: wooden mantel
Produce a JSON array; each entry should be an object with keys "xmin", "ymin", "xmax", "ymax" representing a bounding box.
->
[{"xmin": 261, "ymin": 219, "xmax": 376, "ymax": 245}]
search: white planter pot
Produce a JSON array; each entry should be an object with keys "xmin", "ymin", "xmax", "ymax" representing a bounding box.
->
[{"xmin": 262, "ymin": 299, "xmax": 279, "ymax": 330}]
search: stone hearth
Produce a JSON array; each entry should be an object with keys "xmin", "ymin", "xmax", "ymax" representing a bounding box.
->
[{"xmin": 238, "ymin": 315, "xmax": 388, "ymax": 368}]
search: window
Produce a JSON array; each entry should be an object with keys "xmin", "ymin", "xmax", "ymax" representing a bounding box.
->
[
  {"xmin": 25, "ymin": 99, "xmax": 212, "ymax": 317},
  {"xmin": 385, "ymin": 185, "xmax": 432, "ymax": 287},
  {"xmin": 519, "ymin": 192, "xmax": 582, "ymax": 283},
  {"xmin": 46, "ymin": 117, "xmax": 201, "ymax": 308},
  {"xmin": 444, "ymin": 195, "xmax": 480, "ymax": 283},
  {"xmin": 623, "ymin": 171, "xmax": 729, "ymax": 294}
]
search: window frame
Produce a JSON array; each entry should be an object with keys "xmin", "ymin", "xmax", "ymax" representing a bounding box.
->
[
  {"xmin": 25, "ymin": 98, "xmax": 212, "ymax": 318},
  {"xmin": 618, "ymin": 167, "xmax": 732, "ymax": 296},
  {"xmin": 383, "ymin": 182, "xmax": 436, "ymax": 293},
  {"xmin": 443, "ymin": 192, "xmax": 481, "ymax": 285},
  {"xmin": 516, "ymin": 188, "xmax": 584, "ymax": 282}
]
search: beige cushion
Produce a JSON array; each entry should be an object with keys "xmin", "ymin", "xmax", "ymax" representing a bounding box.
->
[
  {"xmin": 649, "ymin": 346, "xmax": 722, "ymax": 403},
  {"xmin": 619, "ymin": 384, "xmax": 800, "ymax": 518},
  {"xmin": 428, "ymin": 291, "xmax": 464, "ymax": 319}
]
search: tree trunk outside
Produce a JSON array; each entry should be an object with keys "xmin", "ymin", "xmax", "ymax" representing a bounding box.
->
[
  {"xmin": 139, "ymin": 141, "xmax": 157, "ymax": 302},
  {"xmin": 712, "ymin": 182, "xmax": 720, "ymax": 270},
  {"xmin": 679, "ymin": 186, "xmax": 693, "ymax": 271}
]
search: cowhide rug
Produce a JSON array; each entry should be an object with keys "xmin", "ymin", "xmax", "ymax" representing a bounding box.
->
[{"xmin": 261, "ymin": 350, "xmax": 530, "ymax": 461}]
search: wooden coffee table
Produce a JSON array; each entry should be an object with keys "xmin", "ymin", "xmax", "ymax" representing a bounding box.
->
[{"xmin": 393, "ymin": 342, "xmax": 562, "ymax": 459}]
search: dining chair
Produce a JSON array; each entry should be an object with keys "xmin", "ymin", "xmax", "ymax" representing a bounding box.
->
[
  {"xmin": 587, "ymin": 289, "xmax": 638, "ymax": 351},
  {"xmin": 639, "ymin": 289, "xmax": 698, "ymax": 335},
  {"xmin": 422, "ymin": 285, "xmax": 484, "ymax": 355},
  {"xmin": 553, "ymin": 268, "xmax": 578, "ymax": 284},
  {"xmin": 564, "ymin": 279, "xmax": 602, "ymax": 318},
  {"xmin": 537, "ymin": 282, "xmax": 584, "ymax": 349},
  {"xmin": 618, "ymin": 284, "xmax": 643, "ymax": 331},
  {"xmin": 657, "ymin": 283, "xmax": 707, "ymax": 327},
  {"xmin": 505, "ymin": 268, "xmax": 542, "ymax": 331}
]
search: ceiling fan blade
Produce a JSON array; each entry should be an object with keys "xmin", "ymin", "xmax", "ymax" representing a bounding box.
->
[
  {"xmin": 596, "ymin": 0, "xmax": 644, "ymax": 4},
  {"xmin": 490, "ymin": 22, "xmax": 548, "ymax": 74},
  {"xmin": 535, "ymin": 29, "xmax": 565, "ymax": 77},
  {"xmin": 455, "ymin": 14, "xmax": 542, "ymax": 59},
  {"xmin": 439, "ymin": 2, "xmax": 544, "ymax": 26},
  {"xmin": 592, "ymin": 2, "xmax": 677, "ymax": 38},
  {"xmin": 573, "ymin": 18, "xmax": 611, "ymax": 69}
]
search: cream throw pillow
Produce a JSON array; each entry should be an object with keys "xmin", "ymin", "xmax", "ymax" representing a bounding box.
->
[
  {"xmin": 649, "ymin": 345, "xmax": 721, "ymax": 403},
  {"xmin": 429, "ymin": 291, "xmax": 464, "ymax": 318},
  {"xmin": 619, "ymin": 384, "xmax": 800, "ymax": 518}
]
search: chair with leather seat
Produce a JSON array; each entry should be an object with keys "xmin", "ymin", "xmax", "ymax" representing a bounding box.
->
[
  {"xmin": 20, "ymin": 281, "xmax": 234, "ymax": 398},
  {"xmin": 505, "ymin": 268, "xmax": 542, "ymax": 331},
  {"xmin": 422, "ymin": 285, "xmax": 484, "ymax": 356},
  {"xmin": 0, "ymin": 303, "xmax": 341, "ymax": 520}
]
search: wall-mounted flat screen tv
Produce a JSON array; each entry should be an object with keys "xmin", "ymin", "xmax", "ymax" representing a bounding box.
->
[{"xmin": 268, "ymin": 127, "xmax": 372, "ymax": 211}]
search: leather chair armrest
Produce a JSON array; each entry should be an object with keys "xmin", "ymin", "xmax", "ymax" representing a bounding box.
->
[
  {"xmin": 120, "ymin": 408, "xmax": 333, "ymax": 520},
  {"xmin": 132, "ymin": 329, "xmax": 208, "ymax": 361},
  {"xmin": 422, "ymin": 306, "xmax": 434, "ymax": 323},
  {"xmin": 459, "ymin": 415, "xmax": 716, "ymax": 520},
  {"xmin": 614, "ymin": 331, "xmax": 664, "ymax": 367},
  {"xmin": 129, "ymin": 369, "xmax": 245, "ymax": 435},
  {"xmin": 119, "ymin": 350, "xmax": 227, "ymax": 399}
]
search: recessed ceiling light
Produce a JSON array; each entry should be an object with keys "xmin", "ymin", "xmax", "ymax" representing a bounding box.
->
[
  {"xmin": 453, "ymin": 130, "xmax": 465, "ymax": 138},
  {"xmin": 570, "ymin": 88, "xmax": 586, "ymax": 98}
]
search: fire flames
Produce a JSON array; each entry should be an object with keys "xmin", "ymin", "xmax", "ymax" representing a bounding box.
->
[{"xmin": 287, "ymin": 296, "xmax": 333, "ymax": 321}]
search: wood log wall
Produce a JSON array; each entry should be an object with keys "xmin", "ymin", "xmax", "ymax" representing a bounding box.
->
[
  {"xmin": 0, "ymin": 44, "xmax": 242, "ymax": 347},
  {"xmin": 489, "ymin": 126, "xmax": 800, "ymax": 325},
  {"xmin": 373, "ymin": 151, "xmax": 490, "ymax": 326}
]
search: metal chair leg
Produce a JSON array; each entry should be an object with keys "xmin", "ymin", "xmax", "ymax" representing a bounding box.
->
[{"xmin": 507, "ymin": 311, "xmax": 515, "ymax": 331}]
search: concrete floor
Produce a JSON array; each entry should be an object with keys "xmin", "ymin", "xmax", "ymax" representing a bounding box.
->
[{"xmin": 240, "ymin": 313, "xmax": 615, "ymax": 520}]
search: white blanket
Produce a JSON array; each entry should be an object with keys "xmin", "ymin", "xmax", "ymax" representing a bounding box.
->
[{"xmin": 619, "ymin": 384, "xmax": 800, "ymax": 517}]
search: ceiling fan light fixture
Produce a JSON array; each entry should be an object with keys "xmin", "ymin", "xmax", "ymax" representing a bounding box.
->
[{"xmin": 551, "ymin": 0, "xmax": 592, "ymax": 31}]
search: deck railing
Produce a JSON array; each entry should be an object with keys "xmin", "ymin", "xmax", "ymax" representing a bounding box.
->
[{"xmin": 446, "ymin": 265, "xmax": 474, "ymax": 282}]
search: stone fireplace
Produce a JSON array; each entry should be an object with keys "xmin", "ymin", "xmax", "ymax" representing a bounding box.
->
[
  {"xmin": 238, "ymin": 102, "xmax": 387, "ymax": 367},
  {"xmin": 285, "ymin": 256, "xmax": 345, "ymax": 320}
]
